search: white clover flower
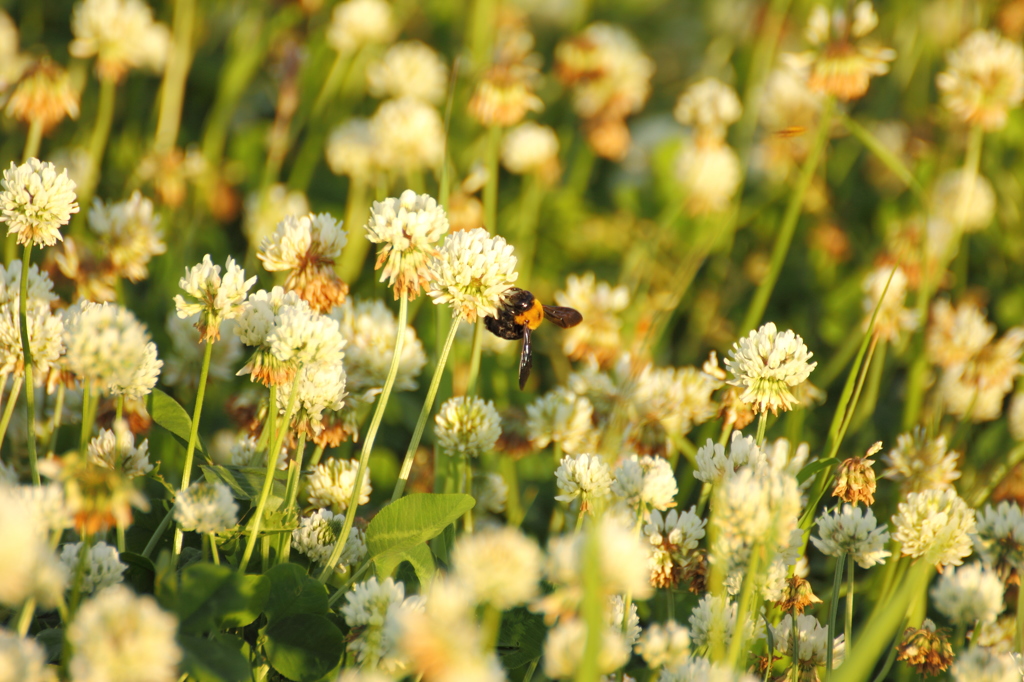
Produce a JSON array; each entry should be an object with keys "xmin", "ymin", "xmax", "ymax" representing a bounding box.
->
[
  {"xmin": 0, "ymin": 297, "xmax": 64, "ymax": 378},
  {"xmin": 931, "ymin": 562, "xmax": 1005, "ymax": 625},
  {"xmin": 927, "ymin": 298, "xmax": 995, "ymax": 369},
  {"xmin": 162, "ymin": 313, "xmax": 243, "ymax": 388},
  {"xmin": 0, "ymin": 486, "xmax": 67, "ymax": 608},
  {"xmin": 557, "ymin": 23, "xmax": 654, "ymax": 120},
  {"xmin": 501, "ymin": 122, "xmax": 561, "ymax": 176},
  {"xmin": 0, "ymin": 260, "xmax": 58, "ymax": 307},
  {"xmin": 644, "ymin": 507, "xmax": 707, "ymax": 588},
  {"xmin": 88, "ymin": 191, "xmax": 165, "ymax": 282},
  {"xmin": 634, "ymin": 620, "xmax": 690, "ymax": 669},
  {"xmin": 811, "ymin": 504, "xmax": 891, "ymax": 568},
  {"xmin": 275, "ymin": 358, "xmax": 347, "ymax": 436},
  {"xmin": 327, "ymin": 0, "xmax": 396, "ymax": 54},
  {"xmin": 941, "ymin": 327, "xmax": 1024, "ymax": 423},
  {"xmin": 931, "ymin": 167, "xmax": 996, "ymax": 233},
  {"xmin": 427, "ymin": 227, "xmax": 519, "ymax": 322},
  {"xmin": 173, "ymin": 481, "xmax": 238, "ymax": 534},
  {"xmin": 326, "ymin": 118, "xmax": 377, "ymax": 179},
  {"xmin": 365, "ymin": 190, "xmax": 449, "ymax": 299},
  {"xmin": 526, "ymin": 387, "xmax": 595, "ymax": 455},
  {"xmin": 611, "ymin": 453, "xmax": 678, "ymax": 512},
  {"xmin": 342, "ymin": 577, "xmax": 422, "ymax": 675},
  {"xmin": 291, "ymin": 508, "xmax": 366, "ymax": 570},
  {"xmin": 371, "ymin": 98, "xmax": 444, "ymax": 175},
  {"xmin": 266, "ymin": 300, "xmax": 345, "ymax": 369},
  {"xmin": 937, "ymin": 30, "xmax": 1024, "ymax": 131},
  {"xmin": 688, "ymin": 593, "xmax": 764, "ymax": 651},
  {"xmin": 306, "ymin": 457, "xmax": 371, "ymax": 512},
  {"xmin": 892, "ymin": 488, "xmax": 976, "ymax": 568},
  {"xmin": 63, "ymin": 301, "xmax": 162, "ymax": 400},
  {"xmin": 67, "ymin": 585, "xmax": 181, "ymax": 682},
  {"xmin": 472, "ymin": 472, "xmax": 508, "ymax": 515},
  {"xmin": 974, "ymin": 501, "xmax": 1024, "ymax": 573},
  {"xmin": 399, "ymin": 577, "xmax": 502, "ymax": 681},
  {"xmin": 243, "ymin": 184, "xmax": 309, "ymax": 246},
  {"xmin": 724, "ymin": 322, "xmax": 817, "ymax": 415},
  {"xmin": 674, "ymin": 139, "xmax": 742, "ymax": 216},
  {"xmin": 673, "ymin": 77, "xmax": 742, "ymax": 141},
  {"xmin": 543, "ymin": 617, "xmax": 631, "ymax": 679},
  {"xmin": 883, "ymin": 428, "xmax": 961, "ymax": 494},
  {"xmin": 771, "ymin": 614, "xmax": 845, "ymax": 668},
  {"xmin": 608, "ymin": 594, "xmax": 641, "ymax": 647},
  {"xmin": 174, "ymin": 255, "xmax": 257, "ymax": 342},
  {"xmin": 87, "ymin": 420, "xmax": 153, "ymax": 478},
  {"xmin": 15, "ymin": 483, "xmax": 73, "ymax": 532},
  {"xmin": 367, "ymin": 41, "xmax": 448, "ymax": 104},
  {"xmin": 59, "ymin": 541, "xmax": 126, "ymax": 594},
  {"xmin": 0, "ymin": 629, "xmax": 54, "ymax": 682},
  {"xmin": 332, "ymin": 297, "xmax": 426, "ymax": 394},
  {"xmin": 434, "ymin": 396, "xmax": 501, "ymax": 458},
  {"xmin": 626, "ymin": 363, "xmax": 721, "ymax": 452},
  {"xmin": 69, "ymin": 0, "xmax": 169, "ymax": 81},
  {"xmin": 951, "ymin": 646, "xmax": 1019, "ymax": 682},
  {"xmin": 258, "ymin": 212, "xmax": 348, "ymax": 313},
  {"xmin": 659, "ymin": 658, "xmax": 760, "ymax": 682},
  {"xmin": 554, "ymin": 453, "xmax": 613, "ymax": 511},
  {"xmin": 694, "ymin": 432, "xmax": 766, "ymax": 483},
  {"xmin": 554, "ymin": 272, "xmax": 628, "ymax": 365},
  {"xmin": 451, "ymin": 526, "xmax": 543, "ymax": 609},
  {"xmin": 0, "ymin": 158, "xmax": 78, "ymax": 247}
]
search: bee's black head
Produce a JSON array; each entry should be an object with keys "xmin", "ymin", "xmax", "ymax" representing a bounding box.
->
[{"xmin": 506, "ymin": 288, "xmax": 536, "ymax": 313}]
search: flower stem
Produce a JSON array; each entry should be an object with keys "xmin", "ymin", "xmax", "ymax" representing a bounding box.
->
[
  {"xmin": 239, "ymin": 378, "xmax": 301, "ymax": 574},
  {"xmin": 153, "ymin": 0, "xmax": 196, "ymax": 154},
  {"xmin": 755, "ymin": 411, "xmax": 768, "ymax": 446},
  {"xmin": 740, "ymin": 95, "xmax": 834, "ymax": 333},
  {"xmin": 141, "ymin": 507, "xmax": 174, "ymax": 559},
  {"xmin": 172, "ymin": 339, "xmax": 215, "ymax": 562},
  {"xmin": 319, "ymin": 293, "xmax": 409, "ymax": 583},
  {"xmin": 825, "ymin": 552, "xmax": 846, "ymax": 681},
  {"xmin": 483, "ymin": 125, "xmax": 502, "ymax": 232},
  {"xmin": 392, "ymin": 315, "xmax": 461, "ymax": 501},
  {"xmin": 954, "ymin": 124, "xmax": 984, "ymax": 231},
  {"xmin": 14, "ymin": 597, "xmax": 35, "ymax": 636},
  {"xmin": 19, "ymin": 243, "xmax": 39, "ymax": 485},
  {"xmin": 79, "ymin": 381, "xmax": 97, "ymax": 453},
  {"xmin": 67, "ymin": 531, "xmax": 93, "ymax": 618},
  {"xmin": 279, "ymin": 431, "xmax": 307, "ymax": 564},
  {"xmin": 22, "ymin": 118, "xmax": 43, "ymax": 163},
  {"xmin": 75, "ymin": 75, "xmax": 118, "ymax": 231},
  {"xmin": 43, "ymin": 382, "xmax": 65, "ymax": 458},
  {"xmin": 208, "ymin": 533, "xmax": 221, "ymax": 565},
  {"xmin": 0, "ymin": 373, "xmax": 23, "ymax": 452},
  {"xmin": 845, "ymin": 557, "xmax": 854, "ymax": 655},
  {"xmin": 1017, "ymin": 580, "xmax": 1024, "ymax": 653},
  {"xmin": 466, "ymin": 318, "xmax": 484, "ymax": 395}
]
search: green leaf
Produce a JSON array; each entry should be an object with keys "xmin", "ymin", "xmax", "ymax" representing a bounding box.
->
[
  {"xmin": 147, "ymin": 388, "xmax": 204, "ymax": 456},
  {"xmin": 497, "ymin": 607, "xmax": 546, "ymax": 670},
  {"xmin": 264, "ymin": 614, "xmax": 344, "ymax": 682},
  {"xmin": 797, "ymin": 458, "xmax": 839, "ymax": 484},
  {"xmin": 365, "ymin": 493, "xmax": 474, "ymax": 569},
  {"xmin": 264, "ymin": 563, "xmax": 328, "ymax": 622},
  {"xmin": 220, "ymin": 574, "xmax": 270, "ymax": 628},
  {"xmin": 179, "ymin": 634, "xmax": 251, "ymax": 682},
  {"xmin": 202, "ymin": 464, "xmax": 288, "ymax": 509},
  {"xmin": 373, "ymin": 541, "xmax": 435, "ymax": 584},
  {"xmin": 172, "ymin": 563, "xmax": 249, "ymax": 635},
  {"xmin": 119, "ymin": 551, "xmax": 156, "ymax": 594}
]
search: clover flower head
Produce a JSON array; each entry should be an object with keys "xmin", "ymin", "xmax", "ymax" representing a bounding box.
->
[
  {"xmin": 673, "ymin": 77, "xmax": 742, "ymax": 141},
  {"xmin": 174, "ymin": 255, "xmax": 257, "ymax": 342},
  {"xmin": 0, "ymin": 158, "xmax": 78, "ymax": 247},
  {"xmin": 771, "ymin": 614, "xmax": 845, "ymax": 669},
  {"xmin": 58, "ymin": 541, "xmax": 126, "ymax": 594},
  {"xmin": 306, "ymin": 457, "xmax": 371, "ymax": 512},
  {"xmin": 451, "ymin": 527, "xmax": 543, "ymax": 609},
  {"xmin": 327, "ymin": 0, "xmax": 396, "ymax": 54},
  {"xmin": 892, "ymin": 488, "xmax": 976, "ymax": 568},
  {"xmin": 365, "ymin": 190, "xmax": 449, "ymax": 299},
  {"xmin": 367, "ymin": 41, "xmax": 448, "ymax": 105},
  {"xmin": 174, "ymin": 481, "xmax": 238, "ymax": 534},
  {"xmin": 427, "ymin": 228, "xmax": 519, "ymax": 322},
  {"xmin": 526, "ymin": 387, "xmax": 595, "ymax": 454},
  {"xmin": 611, "ymin": 453, "xmax": 678, "ymax": 512},
  {"xmin": 69, "ymin": 0, "xmax": 170, "ymax": 81},
  {"xmin": 554, "ymin": 453, "xmax": 613, "ymax": 511},
  {"xmin": 87, "ymin": 419, "xmax": 153, "ymax": 478},
  {"xmin": 811, "ymin": 504, "xmax": 891, "ymax": 568},
  {"xmin": 724, "ymin": 322, "xmax": 817, "ymax": 415},
  {"xmin": 937, "ymin": 29, "xmax": 1024, "ymax": 131},
  {"xmin": 291, "ymin": 508, "xmax": 366, "ymax": 570},
  {"xmin": 931, "ymin": 562, "xmax": 1005, "ymax": 625},
  {"xmin": 371, "ymin": 98, "xmax": 445, "ymax": 175},
  {"xmin": 434, "ymin": 395, "xmax": 502, "ymax": 458},
  {"xmin": 258, "ymin": 212, "xmax": 348, "ymax": 313},
  {"xmin": 332, "ymin": 296, "xmax": 427, "ymax": 393},
  {"xmin": 88, "ymin": 191, "xmax": 165, "ymax": 282}
]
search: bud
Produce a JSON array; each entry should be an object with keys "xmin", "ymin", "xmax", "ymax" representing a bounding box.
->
[
  {"xmin": 775, "ymin": 575, "xmax": 823, "ymax": 616},
  {"xmin": 833, "ymin": 442, "xmax": 881, "ymax": 505},
  {"xmin": 681, "ymin": 549, "xmax": 708, "ymax": 594},
  {"xmin": 895, "ymin": 620, "xmax": 954, "ymax": 676},
  {"xmin": 5, "ymin": 58, "xmax": 80, "ymax": 132}
]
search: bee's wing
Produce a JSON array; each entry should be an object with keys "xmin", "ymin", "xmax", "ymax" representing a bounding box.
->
[
  {"xmin": 542, "ymin": 305, "xmax": 583, "ymax": 329},
  {"xmin": 518, "ymin": 326, "xmax": 533, "ymax": 390}
]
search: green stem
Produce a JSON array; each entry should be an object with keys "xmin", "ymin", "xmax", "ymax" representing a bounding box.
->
[
  {"xmin": 740, "ymin": 96, "xmax": 834, "ymax": 333},
  {"xmin": 954, "ymin": 125, "xmax": 984, "ymax": 232},
  {"xmin": 845, "ymin": 557, "xmax": 854, "ymax": 655},
  {"xmin": 840, "ymin": 114, "xmax": 925, "ymax": 202},
  {"xmin": 466, "ymin": 318, "xmax": 484, "ymax": 395},
  {"xmin": 209, "ymin": 533, "xmax": 220, "ymax": 565},
  {"xmin": 239, "ymin": 378, "xmax": 301, "ymax": 574},
  {"xmin": 319, "ymin": 293, "xmax": 409, "ymax": 583},
  {"xmin": 19, "ymin": 243, "xmax": 39, "ymax": 485},
  {"xmin": 14, "ymin": 597, "xmax": 35, "ymax": 636},
  {"xmin": 755, "ymin": 411, "xmax": 768, "ymax": 446},
  {"xmin": 483, "ymin": 125, "xmax": 502, "ymax": 232},
  {"xmin": 75, "ymin": 75, "xmax": 118, "ymax": 232},
  {"xmin": 726, "ymin": 544, "xmax": 763, "ymax": 668},
  {"xmin": 79, "ymin": 381, "xmax": 97, "ymax": 453},
  {"xmin": 172, "ymin": 339, "xmax": 215, "ymax": 562},
  {"xmin": 392, "ymin": 316, "xmax": 461, "ymax": 501},
  {"xmin": 1017, "ymin": 579, "xmax": 1024, "ymax": 653},
  {"xmin": 44, "ymin": 382, "xmax": 65, "ymax": 458},
  {"xmin": 515, "ymin": 173, "xmax": 543, "ymax": 286},
  {"xmin": 308, "ymin": 443, "xmax": 326, "ymax": 469},
  {"xmin": 153, "ymin": 0, "xmax": 196, "ymax": 153},
  {"xmin": 279, "ymin": 432, "xmax": 307, "ymax": 565},
  {"xmin": 141, "ymin": 507, "xmax": 174, "ymax": 558},
  {"xmin": 337, "ymin": 177, "xmax": 370, "ymax": 284},
  {"xmin": 67, "ymin": 531, "xmax": 93, "ymax": 618},
  {"xmin": 972, "ymin": 442, "xmax": 1024, "ymax": 506},
  {"xmin": 22, "ymin": 118, "xmax": 43, "ymax": 162},
  {"xmin": 825, "ymin": 553, "xmax": 846, "ymax": 681},
  {"xmin": 0, "ymin": 370, "xmax": 23, "ymax": 454}
]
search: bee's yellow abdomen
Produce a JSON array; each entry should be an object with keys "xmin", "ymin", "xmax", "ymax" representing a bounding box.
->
[{"xmin": 514, "ymin": 299, "xmax": 545, "ymax": 330}]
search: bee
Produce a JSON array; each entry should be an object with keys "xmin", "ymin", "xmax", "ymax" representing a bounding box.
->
[{"xmin": 484, "ymin": 288, "xmax": 583, "ymax": 390}]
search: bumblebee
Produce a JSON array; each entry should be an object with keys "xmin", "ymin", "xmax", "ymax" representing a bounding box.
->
[{"xmin": 484, "ymin": 288, "xmax": 583, "ymax": 389}]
